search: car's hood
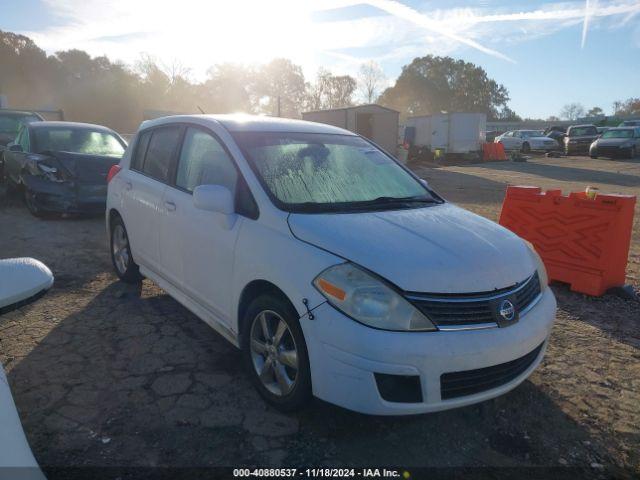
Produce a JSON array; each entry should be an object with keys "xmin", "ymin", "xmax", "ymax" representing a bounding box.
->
[
  {"xmin": 596, "ymin": 138, "xmax": 633, "ymax": 146},
  {"xmin": 288, "ymin": 203, "xmax": 535, "ymax": 293}
]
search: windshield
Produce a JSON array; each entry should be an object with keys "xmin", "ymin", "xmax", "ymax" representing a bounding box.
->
[
  {"xmin": 233, "ymin": 132, "xmax": 438, "ymax": 213},
  {"xmin": 520, "ymin": 130, "xmax": 543, "ymax": 137},
  {"xmin": 33, "ymin": 127, "xmax": 125, "ymax": 157},
  {"xmin": 601, "ymin": 129, "xmax": 634, "ymax": 139},
  {"xmin": 568, "ymin": 126, "xmax": 597, "ymax": 136},
  {"xmin": 0, "ymin": 114, "xmax": 40, "ymax": 134}
]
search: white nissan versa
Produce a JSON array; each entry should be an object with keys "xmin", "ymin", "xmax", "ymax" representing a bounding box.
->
[{"xmin": 106, "ymin": 115, "xmax": 556, "ymax": 415}]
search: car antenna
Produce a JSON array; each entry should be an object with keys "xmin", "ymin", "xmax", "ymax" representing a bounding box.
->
[{"xmin": 197, "ymin": 106, "xmax": 205, "ymax": 114}]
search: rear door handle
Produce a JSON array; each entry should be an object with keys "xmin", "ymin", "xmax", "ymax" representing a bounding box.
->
[
  {"xmin": 125, "ymin": 181, "xmax": 132, "ymax": 191},
  {"xmin": 165, "ymin": 200, "xmax": 176, "ymax": 212}
]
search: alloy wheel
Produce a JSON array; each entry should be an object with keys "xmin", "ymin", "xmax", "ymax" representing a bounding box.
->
[
  {"xmin": 112, "ymin": 224, "xmax": 130, "ymax": 275},
  {"xmin": 249, "ymin": 310, "xmax": 299, "ymax": 397}
]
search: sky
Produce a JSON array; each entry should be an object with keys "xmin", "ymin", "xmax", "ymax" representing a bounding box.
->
[{"xmin": 2, "ymin": 0, "xmax": 640, "ymax": 119}]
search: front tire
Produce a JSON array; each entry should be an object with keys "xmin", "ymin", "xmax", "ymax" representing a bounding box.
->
[
  {"xmin": 6, "ymin": 176, "xmax": 19, "ymax": 195},
  {"xmin": 110, "ymin": 215, "xmax": 142, "ymax": 283},
  {"xmin": 630, "ymin": 146, "xmax": 637, "ymax": 159},
  {"xmin": 241, "ymin": 294, "xmax": 312, "ymax": 412},
  {"xmin": 521, "ymin": 142, "xmax": 531, "ymax": 153},
  {"xmin": 24, "ymin": 188, "xmax": 46, "ymax": 218}
]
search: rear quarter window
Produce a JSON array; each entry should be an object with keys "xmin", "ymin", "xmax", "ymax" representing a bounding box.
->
[
  {"xmin": 131, "ymin": 130, "xmax": 151, "ymax": 171},
  {"xmin": 140, "ymin": 126, "xmax": 181, "ymax": 183}
]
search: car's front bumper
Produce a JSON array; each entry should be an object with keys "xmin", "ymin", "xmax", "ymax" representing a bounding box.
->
[
  {"xmin": 304, "ymin": 287, "xmax": 556, "ymax": 415},
  {"xmin": 532, "ymin": 144, "xmax": 559, "ymax": 152},
  {"xmin": 590, "ymin": 145, "xmax": 634, "ymax": 158},
  {"xmin": 23, "ymin": 175, "xmax": 107, "ymax": 214},
  {"xmin": 565, "ymin": 142, "xmax": 593, "ymax": 153}
]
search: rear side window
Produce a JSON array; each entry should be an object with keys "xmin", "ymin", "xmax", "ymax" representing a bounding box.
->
[
  {"xmin": 142, "ymin": 126, "xmax": 181, "ymax": 183},
  {"xmin": 131, "ymin": 130, "xmax": 151, "ymax": 171},
  {"xmin": 176, "ymin": 127, "xmax": 238, "ymax": 195}
]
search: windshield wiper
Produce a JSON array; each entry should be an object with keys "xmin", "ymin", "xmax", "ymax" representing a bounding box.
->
[
  {"xmin": 288, "ymin": 196, "xmax": 439, "ymax": 213},
  {"xmin": 365, "ymin": 195, "xmax": 438, "ymax": 205}
]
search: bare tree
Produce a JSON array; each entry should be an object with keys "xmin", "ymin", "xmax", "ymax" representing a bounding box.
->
[
  {"xmin": 306, "ymin": 69, "xmax": 356, "ymax": 111},
  {"xmin": 357, "ymin": 60, "xmax": 386, "ymax": 104},
  {"xmin": 559, "ymin": 103, "xmax": 585, "ymax": 121}
]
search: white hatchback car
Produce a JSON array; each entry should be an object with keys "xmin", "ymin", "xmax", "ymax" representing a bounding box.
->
[{"xmin": 106, "ymin": 115, "xmax": 556, "ymax": 415}]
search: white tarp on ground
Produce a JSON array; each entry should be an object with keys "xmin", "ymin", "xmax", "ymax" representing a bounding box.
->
[
  {"xmin": 0, "ymin": 257, "xmax": 52, "ymax": 479},
  {"xmin": 0, "ymin": 258, "xmax": 53, "ymax": 310}
]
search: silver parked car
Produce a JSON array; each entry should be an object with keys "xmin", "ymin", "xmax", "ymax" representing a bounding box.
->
[{"xmin": 590, "ymin": 127, "xmax": 640, "ymax": 159}]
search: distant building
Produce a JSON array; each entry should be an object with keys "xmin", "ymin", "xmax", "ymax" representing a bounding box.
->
[{"xmin": 302, "ymin": 104, "xmax": 400, "ymax": 156}]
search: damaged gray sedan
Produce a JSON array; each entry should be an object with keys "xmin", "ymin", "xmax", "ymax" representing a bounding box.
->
[{"xmin": 4, "ymin": 121, "xmax": 126, "ymax": 216}]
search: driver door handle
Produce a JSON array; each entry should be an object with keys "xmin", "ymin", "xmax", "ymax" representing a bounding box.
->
[{"xmin": 165, "ymin": 200, "xmax": 176, "ymax": 212}]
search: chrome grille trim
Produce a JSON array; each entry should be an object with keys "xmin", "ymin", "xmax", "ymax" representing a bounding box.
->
[
  {"xmin": 406, "ymin": 273, "xmax": 543, "ymax": 330},
  {"xmin": 405, "ymin": 273, "xmax": 536, "ymax": 303}
]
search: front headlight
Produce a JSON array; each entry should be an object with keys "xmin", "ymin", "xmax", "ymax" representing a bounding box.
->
[
  {"xmin": 313, "ymin": 263, "xmax": 437, "ymax": 331},
  {"xmin": 524, "ymin": 241, "xmax": 549, "ymax": 290}
]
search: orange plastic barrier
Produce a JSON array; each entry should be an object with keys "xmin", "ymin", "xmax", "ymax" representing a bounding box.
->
[
  {"xmin": 494, "ymin": 142, "xmax": 507, "ymax": 161},
  {"xmin": 482, "ymin": 143, "xmax": 507, "ymax": 161},
  {"xmin": 499, "ymin": 186, "xmax": 636, "ymax": 296}
]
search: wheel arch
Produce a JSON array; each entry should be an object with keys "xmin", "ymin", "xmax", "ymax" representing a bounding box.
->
[
  {"xmin": 108, "ymin": 207, "xmax": 121, "ymax": 229},
  {"xmin": 237, "ymin": 279, "xmax": 299, "ymax": 342}
]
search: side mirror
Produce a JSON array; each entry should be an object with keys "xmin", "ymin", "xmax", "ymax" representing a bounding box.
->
[
  {"xmin": 193, "ymin": 184, "xmax": 234, "ymax": 215},
  {"xmin": 8, "ymin": 144, "xmax": 22, "ymax": 152}
]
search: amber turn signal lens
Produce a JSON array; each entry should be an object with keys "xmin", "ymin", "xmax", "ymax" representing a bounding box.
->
[{"xmin": 317, "ymin": 278, "xmax": 346, "ymax": 301}]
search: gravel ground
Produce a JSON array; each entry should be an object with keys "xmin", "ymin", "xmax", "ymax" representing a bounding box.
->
[{"xmin": 0, "ymin": 155, "xmax": 638, "ymax": 479}]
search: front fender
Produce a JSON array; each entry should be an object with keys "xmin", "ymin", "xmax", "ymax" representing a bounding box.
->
[{"xmin": 232, "ymin": 219, "xmax": 341, "ymax": 329}]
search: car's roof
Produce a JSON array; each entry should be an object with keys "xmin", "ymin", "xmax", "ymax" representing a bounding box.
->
[
  {"xmin": 568, "ymin": 124, "xmax": 596, "ymax": 128},
  {"xmin": 141, "ymin": 114, "xmax": 356, "ymax": 136},
  {"xmin": 29, "ymin": 121, "xmax": 114, "ymax": 131}
]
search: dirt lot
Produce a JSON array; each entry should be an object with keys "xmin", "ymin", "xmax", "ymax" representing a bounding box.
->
[{"xmin": 1, "ymin": 155, "xmax": 638, "ymax": 479}]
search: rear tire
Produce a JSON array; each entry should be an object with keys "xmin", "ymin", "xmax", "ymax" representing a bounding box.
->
[
  {"xmin": 110, "ymin": 215, "xmax": 142, "ymax": 283},
  {"xmin": 630, "ymin": 146, "xmax": 637, "ymax": 159},
  {"xmin": 241, "ymin": 293, "xmax": 312, "ymax": 412}
]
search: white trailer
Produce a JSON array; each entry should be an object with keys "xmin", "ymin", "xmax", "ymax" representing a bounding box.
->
[{"xmin": 404, "ymin": 113, "xmax": 486, "ymax": 154}]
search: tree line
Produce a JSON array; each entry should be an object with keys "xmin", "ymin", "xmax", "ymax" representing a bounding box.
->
[
  {"xmin": 557, "ymin": 100, "xmax": 640, "ymax": 121},
  {"xmin": 1, "ymin": 29, "xmax": 518, "ymax": 133}
]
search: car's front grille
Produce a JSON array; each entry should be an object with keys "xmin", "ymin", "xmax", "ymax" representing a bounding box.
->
[
  {"xmin": 440, "ymin": 342, "xmax": 544, "ymax": 400},
  {"xmin": 406, "ymin": 272, "xmax": 541, "ymax": 328}
]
